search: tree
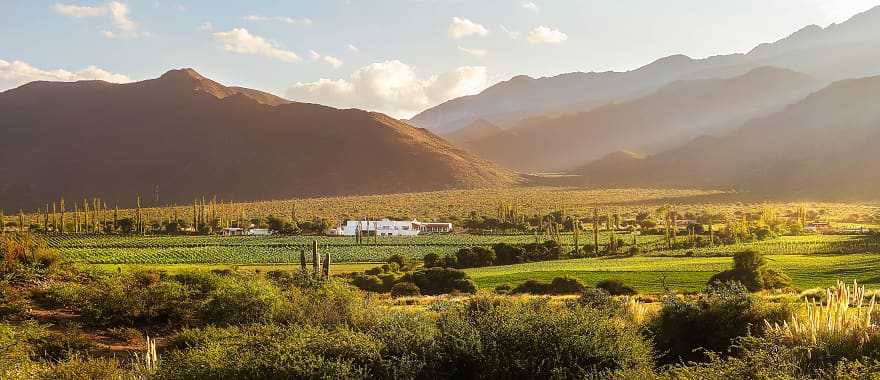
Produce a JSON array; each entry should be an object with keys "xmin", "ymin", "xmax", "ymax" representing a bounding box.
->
[{"xmin": 709, "ymin": 250, "xmax": 791, "ymax": 291}]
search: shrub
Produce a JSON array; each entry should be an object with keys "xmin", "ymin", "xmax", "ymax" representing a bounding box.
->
[
  {"xmin": 578, "ymin": 288, "xmax": 613, "ymax": 309},
  {"xmin": 403, "ymin": 268, "xmax": 477, "ymax": 295},
  {"xmin": 433, "ymin": 296, "xmax": 654, "ymax": 377},
  {"xmin": 494, "ymin": 284, "xmax": 512, "ymax": 294},
  {"xmin": 512, "ymin": 276, "xmax": 586, "ymax": 295},
  {"xmin": 37, "ymin": 357, "xmax": 127, "ymax": 380},
  {"xmin": 351, "ymin": 274, "xmax": 385, "ymax": 292},
  {"xmin": 390, "ymin": 282, "xmax": 420, "ymax": 298},
  {"xmin": 0, "ymin": 283, "xmax": 30, "ymax": 321},
  {"xmin": 597, "ymin": 279, "xmax": 637, "ymax": 296},
  {"xmin": 649, "ymin": 281, "xmax": 792, "ymax": 364},
  {"xmin": 156, "ymin": 325, "xmax": 380, "ymax": 379},
  {"xmin": 453, "ymin": 247, "xmax": 496, "ymax": 268},
  {"xmin": 709, "ymin": 250, "xmax": 791, "ymax": 291},
  {"xmin": 423, "ymin": 253, "xmax": 440, "ymax": 268},
  {"xmin": 201, "ymin": 277, "xmax": 285, "ymax": 325},
  {"xmin": 492, "ymin": 243, "xmax": 526, "ymax": 265}
]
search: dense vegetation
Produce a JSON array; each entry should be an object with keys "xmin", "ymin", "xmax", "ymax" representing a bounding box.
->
[{"xmin": 4, "ymin": 233, "xmax": 880, "ymax": 378}]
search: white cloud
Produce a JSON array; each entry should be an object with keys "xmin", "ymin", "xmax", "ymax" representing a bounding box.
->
[
  {"xmin": 458, "ymin": 46, "xmax": 487, "ymax": 57},
  {"xmin": 213, "ymin": 28, "xmax": 300, "ymax": 62},
  {"xmin": 0, "ymin": 59, "xmax": 130, "ymax": 91},
  {"xmin": 197, "ymin": 21, "xmax": 213, "ymax": 31},
  {"xmin": 242, "ymin": 15, "xmax": 312, "ymax": 25},
  {"xmin": 287, "ymin": 60, "xmax": 488, "ymax": 118},
  {"xmin": 522, "ymin": 1, "xmax": 540, "ymax": 12},
  {"xmin": 322, "ymin": 56, "xmax": 343, "ymax": 68},
  {"xmin": 346, "ymin": 44, "xmax": 360, "ymax": 53},
  {"xmin": 448, "ymin": 17, "xmax": 489, "ymax": 38},
  {"xmin": 308, "ymin": 50, "xmax": 344, "ymax": 68},
  {"xmin": 500, "ymin": 25, "xmax": 520, "ymax": 39},
  {"xmin": 527, "ymin": 26, "xmax": 568, "ymax": 44},
  {"xmin": 51, "ymin": 1, "xmax": 144, "ymax": 38}
]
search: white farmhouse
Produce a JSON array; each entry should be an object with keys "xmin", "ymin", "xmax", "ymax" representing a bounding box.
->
[{"xmin": 332, "ymin": 219, "xmax": 452, "ymax": 236}]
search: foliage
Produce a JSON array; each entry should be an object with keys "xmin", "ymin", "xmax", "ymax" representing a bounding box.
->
[
  {"xmin": 402, "ymin": 268, "xmax": 477, "ymax": 295},
  {"xmin": 511, "ymin": 276, "xmax": 587, "ymax": 295},
  {"xmin": 648, "ymin": 281, "xmax": 793, "ymax": 364},
  {"xmin": 390, "ymin": 282, "xmax": 421, "ymax": 298},
  {"xmin": 709, "ymin": 250, "xmax": 791, "ymax": 291},
  {"xmin": 597, "ymin": 278, "xmax": 638, "ymax": 296}
]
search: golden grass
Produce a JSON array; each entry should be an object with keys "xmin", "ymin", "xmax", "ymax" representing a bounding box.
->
[{"xmin": 766, "ymin": 280, "xmax": 877, "ymax": 346}]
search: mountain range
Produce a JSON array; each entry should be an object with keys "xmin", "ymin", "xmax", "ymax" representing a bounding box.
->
[
  {"xmin": 575, "ymin": 74, "xmax": 880, "ymax": 199},
  {"xmin": 0, "ymin": 69, "xmax": 517, "ymax": 209},
  {"xmin": 409, "ymin": 6, "xmax": 880, "ymax": 136}
]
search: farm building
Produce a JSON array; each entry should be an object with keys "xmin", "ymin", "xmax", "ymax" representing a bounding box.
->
[
  {"xmin": 222, "ymin": 227, "xmax": 274, "ymax": 236},
  {"xmin": 805, "ymin": 221, "xmax": 833, "ymax": 232},
  {"xmin": 331, "ymin": 219, "xmax": 452, "ymax": 236}
]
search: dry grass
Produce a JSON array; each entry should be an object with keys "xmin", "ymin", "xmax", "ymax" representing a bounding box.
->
[{"xmin": 766, "ymin": 280, "xmax": 878, "ymax": 346}]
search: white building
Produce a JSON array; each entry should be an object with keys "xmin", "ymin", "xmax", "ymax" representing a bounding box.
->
[
  {"xmin": 222, "ymin": 227, "xmax": 274, "ymax": 236},
  {"xmin": 332, "ymin": 219, "xmax": 452, "ymax": 236}
]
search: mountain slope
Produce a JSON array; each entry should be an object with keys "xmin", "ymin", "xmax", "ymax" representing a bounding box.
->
[
  {"xmin": 0, "ymin": 69, "xmax": 518, "ymax": 209},
  {"xmin": 442, "ymin": 119, "xmax": 503, "ymax": 146},
  {"xmin": 466, "ymin": 67, "xmax": 819, "ymax": 172},
  {"xmin": 575, "ymin": 74, "xmax": 880, "ymax": 198},
  {"xmin": 410, "ymin": 6, "xmax": 880, "ymax": 135}
]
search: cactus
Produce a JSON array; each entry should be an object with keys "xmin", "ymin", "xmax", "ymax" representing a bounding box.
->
[
  {"xmin": 592, "ymin": 208, "xmax": 599, "ymax": 256},
  {"xmin": 299, "ymin": 249, "xmax": 307, "ymax": 271},
  {"xmin": 323, "ymin": 250, "xmax": 330, "ymax": 278},
  {"xmin": 312, "ymin": 240, "xmax": 320, "ymax": 275}
]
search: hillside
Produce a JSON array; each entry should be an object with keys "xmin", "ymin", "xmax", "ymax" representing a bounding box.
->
[
  {"xmin": 0, "ymin": 69, "xmax": 518, "ymax": 209},
  {"xmin": 410, "ymin": 5, "xmax": 880, "ymax": 135},
  {"xmin": 465, "ymin": 67, "xmax": 819, "ymax": 172},
  {"xmin": 442, "ymin": 119, "xmax": 503, "ymax": 146},
  {"xmin": 575, "ymin": 74, "xmax": 880, "ymax": 199}
]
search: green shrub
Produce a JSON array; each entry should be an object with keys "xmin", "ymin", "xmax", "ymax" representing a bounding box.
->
[
  {"xmin": 512, "ymin": 276, "xmax": 586, "ymax": 295},
  {"xmin": 403, "ymin": 268, "xmax": 477, "ymax": 295},
  {"xmin": 156, "ymin": 324, "xmax": 380, "ymax": 379},
  {"xmin": 433, "ymin": 296, "xmax": 654, "ymax": 377},
  {"xmin": 390, "ymin": 282, "xmax": 420, "ymax": 298},
  {"xmin": 649, "ymin": 281, "xmax": 792, "ymax": 364},
  {"xmin": 0, "ymin": 283, "xmax": 30, "ymax": 321},
  {"xmin": 37, "ymin": 357, "xmax": 127, "ymax": 380},
  {"xmin": 423, "ymin": 253, "xmax": 441, "ymax": 268},
  {"xmin": 597, "ymin": 279, "xmax": 637, "ymax": 296},
  {"xmin": 201, "ymin": 277, "xmax": 285, "ymax": 326},
  {"xmin": 709, "ymin": 250, "xmax": 791, "ymax": 291},
  {"xmin": 351, "ymin": 274, "xmax": 385, "ymax": 292}
]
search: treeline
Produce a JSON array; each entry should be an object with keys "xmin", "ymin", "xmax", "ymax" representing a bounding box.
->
[{"xmin": 1, "ymin": 196, "xmax": 330, "ymax": 236}]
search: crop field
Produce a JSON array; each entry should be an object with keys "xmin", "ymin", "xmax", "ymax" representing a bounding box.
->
[
  {"xmin": 465, "ymin": 254, "xmax": 880, "ymax": 293},
  {"xmin": 48, "ymin": 233, "xmax": 880, "ymax": 265},
  {"xmin": 48, "ymin": 233, "xmax": 668, "ymax": 264}
]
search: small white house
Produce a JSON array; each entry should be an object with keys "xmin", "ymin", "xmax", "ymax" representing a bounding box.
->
[
  {"xmin": 222, "ymin": 227, "xmax": 274, "ymax": 236},
  {"xmin": 333, "ymin": 219, "xmax": 452, "ymax": 236}
]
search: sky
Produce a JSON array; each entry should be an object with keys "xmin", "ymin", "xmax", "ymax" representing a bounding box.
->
[{"xmin": 1, "ymin": 0, "xmax": 879, "ymax": 118}]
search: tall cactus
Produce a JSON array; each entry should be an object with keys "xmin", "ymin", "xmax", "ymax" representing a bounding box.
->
[
  {"xmin": 592, "ymin": 208, "xmax": 599, "ymax": 256},
  {"xmin": 323, "ymin": 250, "xmax": 330, "ymax": 279},
  {"xmin": 299, "ymin": 249, "xmax": 307, "ymax": 271},
  {"xmin": 312, "ymin": 240, "xmax": 320, "ymax": 275},
  {"xmin": 59, "ymin": 198, "xmax": 65, "ymax": 234}
]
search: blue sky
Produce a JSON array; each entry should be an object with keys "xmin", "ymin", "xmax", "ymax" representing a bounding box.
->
[{"xmin": 1, "ymin": 0, "xmax": 878, "ymax": 117}]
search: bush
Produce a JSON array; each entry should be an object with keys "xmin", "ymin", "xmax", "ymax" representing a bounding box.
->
[
  {"xmin": 709, "ymin": 250, "xmax": 791, "ymax": 291},
  {"xmin": 156, "ymin": 325, "xmax": 380, "ymax": 379},
  {"xmin": 201, "ymin": 277, "xmax": 285, "ymax": 326},
  {"xmin": 432, "ymin": 296, "xmax": 654, "ymax": 377},
  {"xmin": 390, "ymin": 282, "xmax": 420, "ymax": 298},
  {"xmin": 648, "ymin": 281, "xmax": 792, "ymax": 364},
  {"xmin": 423, "ymin": 253, "xmax": 440, "ymax": 268},
  {"xmin": 512, "ymin": 276, "xmax": 586, "ymax": 295},
  {"xmin": 351, "ymin": 274, "xmax": 385, "ymax": 292},
  {"xmin": 597, "ymin": 279, "xmax": 637, "ymax": 296},
  {"xmin": 492, "ymin": 243, "xmax": 526, "ymax": 265},
  {"xmin": 0, "ymin": 283, "xmax": 30, "ymax": 321},
  {"xmin": 494, "ymin": 284, "xmax": 512, "ymax": 294},
  {"xmin": 453, "ymin": 247, "xmax": 496, "ymax": 268},
  {"xmin": 403, "ymin": 268, "xmax": 477, "ymax": 295}
]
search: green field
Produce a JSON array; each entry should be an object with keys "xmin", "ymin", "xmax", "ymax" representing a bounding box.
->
[
  {"xmin": 47, "ymin": 233, "xmax": 667, "ymax": 264},
  {"xmin": 48, "ymin": 233, "xmax": 880, "ymax": 265},
  {"xmin": 465, "ymin": 253, "xmax": 880, "ymax": 293}
]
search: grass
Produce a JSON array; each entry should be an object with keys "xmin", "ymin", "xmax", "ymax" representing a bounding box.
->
[{"xmin": 464, "ymin": 254, "xmax": 880, "ymax": 293}]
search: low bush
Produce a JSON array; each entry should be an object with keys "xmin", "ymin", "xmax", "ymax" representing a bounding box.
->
[
  {"xmin": 0, "ymin": 283, "xmax": 30, "ymax": 321},
  {"xmin": 511, "ymin": 276, "xmax": 586, "ymax": 295},
  {"xmin": 648, "ymin": 281, "xmax": 792, "ymax": 364},
  {"xmin": 597, "ymin": 279, "xmax": 637, "ymax": 296},
  {"xmin": 390, "ymin": 282, "xmax": 420, "ymax": 298},
  {"xmin": 402, "ymin": 268, "xmax": 477, "ymax": 295},
  {"xmin": 200, "ymin": 277, "xmax": 285, "ymax": 326},
  {"xmin": 709, "ymin": 250, "xmax": 791, "ymax": 291}
]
